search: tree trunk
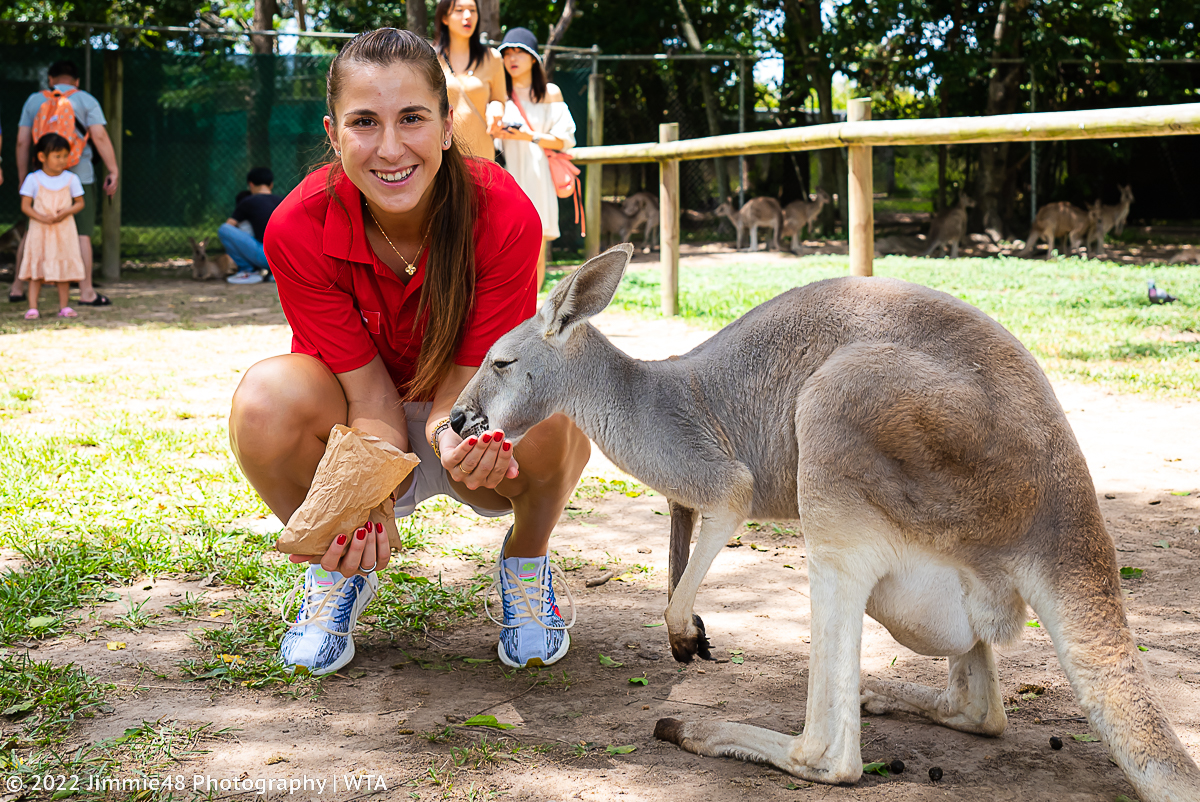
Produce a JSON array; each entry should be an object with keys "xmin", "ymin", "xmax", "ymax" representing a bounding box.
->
[
  {"xmin": 675, "ymin": 0, "xmax": 729, "ymax": 205},
  {"xmin": 406, "ymin": 0, "xmax": 428, "ymax": 38},
  {"xmin": 543, "ymin": 0, "xmax": 576, "ymax": 77},
  {"xmin": 975, "ymin": 0, "xmax": 1026, "ymax": 241},
  {"xmin": 251, "ymin": 0, "xmax": 276, "ymax": 54},
  {"xmin": 784, "ymin": 0, "xmax": 838, "ymax": 234},
  {"xmin": 478, "ymin": 0, "xmax": 500, "ymax": 43},
  {"xmin": 295, "ymin": 0, "xmax": 310, "ymax": 54},
  {"xmin": 248, "ymin": 0, "xmax": 277, "ymax": 170}
]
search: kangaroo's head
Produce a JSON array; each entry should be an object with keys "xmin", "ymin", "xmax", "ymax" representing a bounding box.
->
[
  {"xmin": 958, "ymin": 194, "xmax": 976, "ymax": 210},
  {"xmin": 450, "ymin": 244, "xmax": 633, "ymax": 442},
  {"xmin": 814, "ymin": 188, "xmax": 831, "ymax": 204},
  {"xmin": 189, "ymin": 237, "xmax": 207, "ymax": 261},
  {"xmin": 1119, "ymin": 184, "xmax": 1134, "ymax": 204}
]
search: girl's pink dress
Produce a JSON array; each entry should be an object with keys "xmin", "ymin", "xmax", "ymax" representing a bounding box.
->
[{"xmin": 18, "ymin": 183, "xmax": 85, "ymax": 282}]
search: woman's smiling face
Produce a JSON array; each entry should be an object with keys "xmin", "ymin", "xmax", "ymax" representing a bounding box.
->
[{"xmin": 324, "ymin": 61, "xmax": 453, "ymax": 220}]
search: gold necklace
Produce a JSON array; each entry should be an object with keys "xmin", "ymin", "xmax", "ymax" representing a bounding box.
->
[{"xmin": 366, "ymin": 205, "xmax": 427, "ymax": 276}]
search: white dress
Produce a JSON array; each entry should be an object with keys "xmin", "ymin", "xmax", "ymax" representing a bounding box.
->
[{"xmin": 497, "ymin": 95, "xmax": 577, "ymax": 239}]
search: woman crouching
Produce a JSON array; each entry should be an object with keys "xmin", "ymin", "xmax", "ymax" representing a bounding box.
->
[{"xmin": 229, "ymin": 28, "xmax": 589, "ymax": 675}]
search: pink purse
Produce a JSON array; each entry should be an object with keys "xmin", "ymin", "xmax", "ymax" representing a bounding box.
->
[{"xmin": 511, "ymin": 95, "xmax": 585, "ymax": 235}]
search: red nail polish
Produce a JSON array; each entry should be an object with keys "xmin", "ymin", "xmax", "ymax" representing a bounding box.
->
[
  {"xmin": 494, "ymin": 430, "xmax": 504, "ymax": 439},
  {"xmin": 336, "ymin": 534, "xmax": 347, "ymax": 545},
  {"xmin": 503, "ymin": 441, "xmax": 511, "ymax": 452},
  {"xmin": 467, "ymin": 437, "xmax": 477, "ymax": 446},
  {"xmin": 376, "ymin": 522, "xmax": 384, "ymax": 534},
  {"xmin": 356, "ymin": 529, "xmax": 367, "ymax": 540},
  {"xmin": 482, "ymin": 433, "xmax": 492, "ymax": 443}
]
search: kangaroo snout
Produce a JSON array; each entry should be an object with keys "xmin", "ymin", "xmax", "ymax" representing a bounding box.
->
[{"xmin": 450, "ymin": 406, "xmax": 489, "ymax": 439}]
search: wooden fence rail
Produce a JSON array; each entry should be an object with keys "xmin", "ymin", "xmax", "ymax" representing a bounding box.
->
[{"xmin": 571, "ymin": 101, "xmax": 1200, "ymax": 314}]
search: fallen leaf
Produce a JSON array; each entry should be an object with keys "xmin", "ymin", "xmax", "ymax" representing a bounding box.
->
[
  {"xmin": 599, "ymin": 654, "xmax": 624, "ymax": 668},
  {"xmin": 460, "ymin": 714, "xmax": 515, "ymax": 730},
  {"xmin": 1026, "ymin": 620, "xmax": 1041, "ymax": 628},
  {"xmin": 1154, "ymin": 540, "xmax": 1170, "ymax": 548},
  {"xmin": 1119, "ymin": 567, "xmax": 1144, "ymax": 579},
  {"xmin": 606, "ymin": 744, "xmax": 636, "ymax": 755},
  {"xmin": 731, "ymin": 655, "xmax": 745, "ymax": 665},
  {"xmin": 643, "ymin": 622, "xmax": 664, "ymax": 628},
  {"xmin": 862, "ymin": 761, "xmax": 890, "ymax": 776},
  {"xmin": 783, "ymin": 564, "xmax": 795, "ymax": 569},
  {"xmin": 218, "ymin": 654, "xmax": 245, "ymax": 664},
  {"xmin": 1138, "ymin": 645, "xmax": 1149, "ymax": 652},
  {"xmin": 107, "ymin": 642, "xmax": 127, "ymax": 651},
  {"xmin": 27, "ymin": 616, "xmax": 57, "ymax": 629},
  {"xmin": 2, "ymin": 700, "xmax": 35, "ymax": 716},
  {"xmin": 629, "ymin": 676, "xmax": 648, "ymax": 685},
  {"xmin": 1072, "ymin": 733, "xmax": 1101, "ymax": 743},
  {"xmin": 463, "ymin": 658, "xmax": 494, "ymax": 664},
  {"xmin": 209, "ymin": 609, "xmax": 229, "ymax": 618},
  {"xmin": 750, "ymin": 543, "xmax": 769, "ymax": 552},
  {"xmin": 1170, "ymin": 491, "xmax": 1191, "ymax": 496},
  {"xmin": 265, "ymin": 754, "xmax": 288, "ymax": 765}
]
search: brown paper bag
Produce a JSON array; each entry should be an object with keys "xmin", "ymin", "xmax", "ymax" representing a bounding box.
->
[{"xmin": 276, "ymin": 424, "xmax": 421, "ymax": 556}]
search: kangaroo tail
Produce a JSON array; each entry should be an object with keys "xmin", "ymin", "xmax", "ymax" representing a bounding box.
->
[{"xmin": 1026, "ymin": 551, "xmax": 1200, "ymax": 802}]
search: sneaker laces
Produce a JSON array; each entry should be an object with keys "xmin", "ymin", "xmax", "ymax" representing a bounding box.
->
[
  {"xmin": 280, "ymin": 574, "xmax": 355, "ymax": 637},
  {"xmin": 484, "ymin": 559, "xmax": 576, "ymax": 631}
]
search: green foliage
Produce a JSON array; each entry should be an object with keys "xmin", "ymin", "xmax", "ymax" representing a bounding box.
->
[{"xmin": 0, "ymin": 654, "xmax": 110, "ymax": 745}]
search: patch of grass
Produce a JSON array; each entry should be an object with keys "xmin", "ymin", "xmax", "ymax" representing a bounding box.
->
[
  {"xmin": 599, "ymin": 256, "xmax": 1200, "ymax": 397},
  {"xmin": 368, "ymin": 571, "xmax": 487, "ymax": 637},
  {"xmin": 0, "ymin": 653, "xmax": 110, "ymax": 745}
]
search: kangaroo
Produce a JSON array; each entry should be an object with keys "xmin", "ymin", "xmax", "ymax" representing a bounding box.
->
[
  {"xmin": 188, "ymin": 237, "xmax": 236, "ymax": 281},
  {"xmin": 621, "ymin": 191, "xmax": 659, "ymax": 250},
  {"xmin": 451, "ymin": 244, "xmax": 1200, "ymax": 801},
  {"xmin": 599, "ymin": 202, "xmax": 635, "ymax": 249},
  {"xmin": 712, "ymin": 197, "xmax": 783, "ymax": 252},
  {"xmin": 1086, "ymin": 185, "xmax": 1135, "ymax": 258},
  {"xmin": 781, "ymin": 189, "xmax": 831, "ymax": 254},
  {"xmin": 923, "ymin": 194, "xmax": 976, "ymax": 258},
  {"xmin": 1020, "ymin": 202, "xmax": 1091, "ymax": 258}
]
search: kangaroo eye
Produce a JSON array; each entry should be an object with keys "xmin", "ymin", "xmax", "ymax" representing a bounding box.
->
[{"xmin": 492, "ymin": 359, "xmax": 515, "ymax": 370}]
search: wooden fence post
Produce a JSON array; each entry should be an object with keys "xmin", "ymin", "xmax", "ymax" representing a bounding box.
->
[
  {"xmin": 101, "ymin": 51, "xmax": 123, "ymax": 282},
  {"xmin": 584, "ymin": 73, "xmax": 604, "ymax": 260},
  {"xmin": 847, "ymin": 97, "xmax": 873, "ymax": 277},
  {"xmin": 659, "ymin": 123, "xmax": 680, "ymax": 316}
]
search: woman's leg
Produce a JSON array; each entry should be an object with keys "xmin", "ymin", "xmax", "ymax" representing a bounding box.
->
[
  {"xmin": 536, "ymin": 236, "xmax": 553, "ymax": 291},
  {"xmin": 229, "ymin": 353, "xmax": 350, "ymax": 524},
  {"xmin": 452, "ymin": 413, "xmax": 591, "ymax": 557}
]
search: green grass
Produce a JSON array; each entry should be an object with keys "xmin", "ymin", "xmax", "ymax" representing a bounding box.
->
[{"xmin": 601, "ymin": 255, "xmax": 1200, "ymax": 398}]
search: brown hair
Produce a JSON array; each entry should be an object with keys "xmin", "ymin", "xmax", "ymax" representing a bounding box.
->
[
  {"xmin": 433, "ymin": 0, "xmax": 488, "ymax": 73},
  {"xmin": 326, "ymin": 28, "xmax": 479, "ymax": 402}
]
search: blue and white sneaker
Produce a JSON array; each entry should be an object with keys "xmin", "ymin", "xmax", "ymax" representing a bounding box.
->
[
  {"xmin": 485, "ymin": 540, "xmax": 575, "ymax": 668},
  {"xmin": 279, "ymin": 565, "xmax": 377, "ymax": 676}
]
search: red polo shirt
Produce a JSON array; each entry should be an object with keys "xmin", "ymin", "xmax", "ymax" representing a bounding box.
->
[{"xmin": 265, "ymin": 160, "xmax": 541, "ymax": 397}]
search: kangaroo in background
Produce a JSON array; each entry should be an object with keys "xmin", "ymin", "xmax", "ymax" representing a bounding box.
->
[
  {"xmin": 781, "ymin": 189, "xmax": 831, "ymax": 254},
  {"xmin": 1085, "ymin": 185, "xmax": 1135, "ymax": 258},
  {"xmin": 188, "ymin": 237, "xmax": 236, "ymax": 281},
  {"xmin": 922, "ymin": 194, "xmax": 976, "ymax": 258},
  {"xmin": 452, "ymin": 244, "xmax": 1200, "ymax": 801},
  {"xmin": 599, "ymin": 202, "xmax": 635, "ymax": 249},
  {"xmin": 621, "ymin": 191, "xmax": 659, "ymax": 251},
  {"xmin": 1020, "ymin": 202, "xmax": 1091, "ymax": 258},
  {"xmin": 713, "ymin": 197, "xmax": 783, "ymax": 252}
]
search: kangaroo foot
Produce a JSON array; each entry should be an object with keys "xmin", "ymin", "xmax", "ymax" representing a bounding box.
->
[{"xmin": 669, "ymin": 613, "xmax": 713, "ymax": 662}]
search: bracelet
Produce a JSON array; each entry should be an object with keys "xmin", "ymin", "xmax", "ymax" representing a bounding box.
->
[
  {"xmin": 530, "ymin": 131, "xmax": 543, "ymax": 144},
  {"xmin": 429, "ymin": 416, "xmax": 453, "ymax": 459}
]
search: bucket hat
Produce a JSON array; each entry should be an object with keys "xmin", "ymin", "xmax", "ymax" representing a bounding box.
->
[{"xmin": 498, "ymin": 27, "xmax": 542, "ymax": 63}]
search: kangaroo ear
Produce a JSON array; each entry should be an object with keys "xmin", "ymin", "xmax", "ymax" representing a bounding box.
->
[{"xmin": 539, "ymin": 243, "xmax": 633, "ymax": 342}]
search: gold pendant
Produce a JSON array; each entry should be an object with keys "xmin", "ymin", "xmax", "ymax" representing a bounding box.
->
[{"xmin": 406, "ymin": 263, "xmax": 416, "ymax": 276}]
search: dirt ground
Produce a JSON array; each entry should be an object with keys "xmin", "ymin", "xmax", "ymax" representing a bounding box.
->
[{"xmin": 5, "ymin": 262, "xmax": 1200, "ymax": 801}]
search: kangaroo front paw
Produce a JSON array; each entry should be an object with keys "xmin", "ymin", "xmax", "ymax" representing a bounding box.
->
[{"xmin": 669, "ymin": 614, "xmax": 714, "ymax": 662}]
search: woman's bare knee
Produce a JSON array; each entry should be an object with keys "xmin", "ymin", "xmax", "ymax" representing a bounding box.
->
[
  {"xmin": 230, "ymin": 354, "xmax": 346, "ymax": 462},
  {"xmin": 508, "ymin": 413, "xmax": 590, "ymax": 498}
]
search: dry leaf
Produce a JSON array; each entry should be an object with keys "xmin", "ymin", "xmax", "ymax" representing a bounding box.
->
[{"xmin": 107, "ymin": 642, "xmax": 127, "ymax": 651}]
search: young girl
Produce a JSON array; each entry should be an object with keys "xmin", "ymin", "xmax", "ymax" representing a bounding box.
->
[
  {"xmin": 229, "ymin": 29, "xmax": 590, "ymax": 676},
  {"xmin": 433, "ymin": 0, "xmax": 506, "ymax": 161},
  {"xmin": 19, "ymin": 133, "xmax": 85, "ymax": 320},
  {"xmin": 490, "ymin": 27, "xmax": 577, "ymax": 290}
]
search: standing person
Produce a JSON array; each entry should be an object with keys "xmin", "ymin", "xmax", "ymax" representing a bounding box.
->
[
  {"xmin": 11, "ymin": 60, "xmax": 118, "ymax": 307},
  {"xmin": 491, "ymin": 28, "xmax": 577, "ymax": 290},
  {"xmin": 18, "ymin": 134, "xmax": 86, "ymax": 320},
  {"xmin": 219, "ymin": 167, "xmax": 283, "ymax": 285},
  {"xmin": 432, "ymin": 0, "xmax": 507, "ymax": 161},
  {"xmin": 228, "ymin": 28, "xmax": 590, "ymax": 676}
]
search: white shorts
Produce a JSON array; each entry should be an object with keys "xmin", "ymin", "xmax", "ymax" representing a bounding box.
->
[{"xmin": 394, "ymin": 402, "xmax": 512, "ymax": 520}]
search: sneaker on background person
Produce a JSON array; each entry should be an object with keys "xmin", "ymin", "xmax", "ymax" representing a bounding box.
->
[
  {"xmin": 487, "ymin": 529, "xmax": 575, "ymax": 668},
  {"xmin": 279, "ymin": 564, "xmax": 377, "ymax": 676},
  {"xmin": 227, "ymin": 270, "xmax": 264, "ymax": 285}
]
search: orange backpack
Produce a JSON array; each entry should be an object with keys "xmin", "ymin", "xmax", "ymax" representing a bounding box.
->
[{"xmin": 31, "ymin": 89, "xmax": 89, "ymax": 168}]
